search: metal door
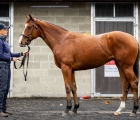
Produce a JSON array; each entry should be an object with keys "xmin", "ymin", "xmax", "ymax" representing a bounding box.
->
[{"xmin": 95, "ymin": 21, "xmax": 133, "ymax": 95}]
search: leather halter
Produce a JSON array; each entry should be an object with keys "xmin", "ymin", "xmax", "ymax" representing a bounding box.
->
[{"xmin": 20, "ymin": 20, "xmax": 38, "ymax": 45}]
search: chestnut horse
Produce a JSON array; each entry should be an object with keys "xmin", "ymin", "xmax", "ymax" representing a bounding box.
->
[{"xmin": 18, "ymin": 14, "xmax": 139, "ymax": 117}]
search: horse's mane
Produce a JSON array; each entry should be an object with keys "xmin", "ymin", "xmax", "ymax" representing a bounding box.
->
[
  {"xmin": 38, "ymin": 18, "xmax": 68, "ymax": 32},
  {"xmin": 26, "ymin": 17, "xmax": 68, "ymax": 32},
  {"xmin": 41, "ymin": 20, "xmax": 68, "ymax": 31}
]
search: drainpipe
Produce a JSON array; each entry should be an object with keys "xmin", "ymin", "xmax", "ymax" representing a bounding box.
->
[
  {"xmin": 91, "ymin": 3, "xmax": 95, "ymax": 98},
  {"xmin": 9, "ymin": 2, "xmax": 14, "ymax": 97}
]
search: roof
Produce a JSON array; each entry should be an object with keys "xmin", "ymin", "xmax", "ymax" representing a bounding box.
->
[{"xmin": 1, "ymin": 0, "xmax": 139, "ymax": 2}]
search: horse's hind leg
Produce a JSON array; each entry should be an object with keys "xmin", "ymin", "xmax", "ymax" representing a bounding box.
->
[
  {"xmin": 114, "ymin": 63, "xmax": 130, "ymax": 115},
  {"xmin": 123, "ymin": 67, "xmax": 139, "ymax": 116}
]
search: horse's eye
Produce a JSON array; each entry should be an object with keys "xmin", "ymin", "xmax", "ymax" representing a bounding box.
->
[{"xmin": 27, "ymin": 26, "xmax": 31, "ymax": 29}]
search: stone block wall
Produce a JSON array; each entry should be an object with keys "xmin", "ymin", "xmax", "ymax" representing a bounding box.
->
[{"xmin": 13, "ymin": 2, "xmax": 91, "ymax": 97}]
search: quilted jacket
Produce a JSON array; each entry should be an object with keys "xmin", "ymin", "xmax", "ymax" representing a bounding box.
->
[{"xmin": 0, "ymin": 36, "xmax": 22, "ymax": 65}]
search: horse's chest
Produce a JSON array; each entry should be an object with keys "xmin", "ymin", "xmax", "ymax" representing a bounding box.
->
[{"xmin": 53, "ymin": 54, "xmax": 62, "ymax": 68}]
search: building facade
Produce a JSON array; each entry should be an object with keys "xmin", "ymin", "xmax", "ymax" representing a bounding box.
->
[{"xmin": 1, "ymin": 2, "xmax": 139, "ymax": 98}]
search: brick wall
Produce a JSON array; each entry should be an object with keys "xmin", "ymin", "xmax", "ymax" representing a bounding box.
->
[{"xmin": 13, "ymin": 2, "xmax": 91, "ymax": 97}]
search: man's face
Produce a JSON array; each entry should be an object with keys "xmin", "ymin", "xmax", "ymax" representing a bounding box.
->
[{"xmin": 0, "ymin": 29, "xmax": 8, "ymax": 36}]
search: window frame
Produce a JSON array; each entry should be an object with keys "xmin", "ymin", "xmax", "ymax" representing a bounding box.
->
[
  {"xmin": 95, "ymin": 2, "xmax": 135, "ymax": 17},
  {"xmin": 95, "ymin": 3, "xmax": 114, "ymax": 17}
]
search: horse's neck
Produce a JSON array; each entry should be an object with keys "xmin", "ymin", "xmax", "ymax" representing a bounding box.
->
[{"xmin": 37, "ymin": 20, "xmax": 68, "ymax": 51}]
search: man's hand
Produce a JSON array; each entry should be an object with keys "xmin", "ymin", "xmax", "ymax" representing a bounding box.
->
[
  {"xmin": 13, "ymin": 57, "xmax": 19, "ymax": 62},
  {"xmin": 23, "ymin": 51, "xmax": 29, "ymax": 56}
]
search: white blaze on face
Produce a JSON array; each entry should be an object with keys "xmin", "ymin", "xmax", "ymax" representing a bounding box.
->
[
  {"xmin": 18, "ymin": 23, "xmax": 28, "ymax": 44},
  {"xmin": 18, "ymin": 36, "xmax": 23, "ymax": 44}
]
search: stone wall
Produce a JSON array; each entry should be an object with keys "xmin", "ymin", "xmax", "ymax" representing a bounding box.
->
[{"xmin": 13, "ymin": 2, "xmax": 91, "ymax": 97}]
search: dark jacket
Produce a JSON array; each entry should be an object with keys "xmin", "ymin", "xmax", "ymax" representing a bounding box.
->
[{"xmin": 0, "ymin": 36, "xmax": 22, "ymax": 65}]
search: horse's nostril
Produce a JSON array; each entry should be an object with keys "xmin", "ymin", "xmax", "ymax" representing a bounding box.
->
[
  {"xmin": 19, "ymin": 43, "xmax": 22, "ymax": 47},
  {"xmin": 19, "ymin": 43, "xmax": 24, "ymax": 47}
]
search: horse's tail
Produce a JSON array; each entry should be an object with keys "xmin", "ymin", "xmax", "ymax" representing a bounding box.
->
[{"xmin": 133, "ymin": 43, "xmax": 139, "ymax": 79}]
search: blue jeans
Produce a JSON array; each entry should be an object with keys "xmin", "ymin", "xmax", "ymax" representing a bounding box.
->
[{"xmin": 0, "ymin": 62, "xmax": 10, "ymax": 112}]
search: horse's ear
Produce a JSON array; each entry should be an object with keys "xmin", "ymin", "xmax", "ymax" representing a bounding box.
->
[{"xmin": 28, "ymin": 14, "xmax": 34, "ymax": 21}]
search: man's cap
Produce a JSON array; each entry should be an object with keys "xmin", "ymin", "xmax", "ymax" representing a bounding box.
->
[{"xmin": 0, "ymin": 23, "xmax": 10, "ymax": 30}]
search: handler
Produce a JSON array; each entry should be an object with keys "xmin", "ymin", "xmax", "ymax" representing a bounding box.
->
[{"xmin": 0, "ymin": 23, "xmax": 28, "ymax": 117}]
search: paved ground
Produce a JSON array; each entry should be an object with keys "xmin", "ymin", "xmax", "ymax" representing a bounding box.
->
[{"xmin": 0, "ymin": 97, "xmax": 140, "ymax": 120}]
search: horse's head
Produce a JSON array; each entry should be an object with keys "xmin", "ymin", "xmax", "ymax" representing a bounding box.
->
[{"xmin": 18, "ymin": 14, "xmax": 39, "ymax": 47}]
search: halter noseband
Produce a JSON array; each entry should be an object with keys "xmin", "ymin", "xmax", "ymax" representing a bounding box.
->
[{"xmin": 20, "ymin": 20, "xmax": 38, "ymax": 45}]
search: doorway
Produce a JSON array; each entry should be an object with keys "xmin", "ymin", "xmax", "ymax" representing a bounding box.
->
[{"xmin": 91, "ymin": 2, "xmax": 138, "ymax": 97}]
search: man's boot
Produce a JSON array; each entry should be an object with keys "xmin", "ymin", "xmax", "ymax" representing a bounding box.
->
[
  {"xmin": 0, "ymin": 112, "xmax": 8, "ymax": 117},
  {"xmin": 3, "ymin": 111, "xmax": 12, "ymax": 115}
]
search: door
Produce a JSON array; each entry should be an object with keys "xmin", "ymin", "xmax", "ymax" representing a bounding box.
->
[
  {"xmin": 91, "ymin": 2, "xmax": 137, "ymax": 97},
  {"xmin": 95, "ymin": 21, "xmax": 133, "ymax": 94}
]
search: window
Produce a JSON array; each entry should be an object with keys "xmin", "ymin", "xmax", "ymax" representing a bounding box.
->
[
  {"xmin": 115, "ymin": 3, "xmax": 133, "ymax": 17},
  {"xmin": 0, "ymin": 4, "xmax": 9, "ymax": 17},
  {"xmin": 95, "ymin": 3, "xmax": 113, "ymax": 17},
  {"xmin": 95, "ymin": 3, "xmax": 134, "ymax": 17},
  {"xmin": 0, "ymin": 3, "xmax": 10, "ymax": 42}
]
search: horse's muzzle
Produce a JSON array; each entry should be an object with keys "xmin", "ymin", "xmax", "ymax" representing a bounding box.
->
[
  {"xmin": 19, "ymin": 43, "xmax": 26, "ymax": 47},
  {"xmin": 18, "ymin": 35, "xmax": 26, "ymax": 47}
]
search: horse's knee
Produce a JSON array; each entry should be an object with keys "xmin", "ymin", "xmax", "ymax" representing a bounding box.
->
[
  {"xmin": 65, "ymin": 86, "xmax": 71, "ymax": 94},
  {"xmin": 72, "ymin": 87, "xmax": 77, "ymax": 94}
]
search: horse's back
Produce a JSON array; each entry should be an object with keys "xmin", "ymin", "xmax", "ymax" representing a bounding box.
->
[
  {"xmin": 108, "ymin": 31, "xmax": 138, "ymax": 50},
  {"xmin": 107, "ymin": 31, "xmax": 138, "ymax": 65},
  {"xmin": 57, "ymin": 31, "xmax": 138, "ymax": 70}
]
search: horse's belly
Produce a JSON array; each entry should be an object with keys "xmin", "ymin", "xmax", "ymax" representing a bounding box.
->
[{"xmin": 72, "ymin": 56, "xmax": 111, "ymax": 71}]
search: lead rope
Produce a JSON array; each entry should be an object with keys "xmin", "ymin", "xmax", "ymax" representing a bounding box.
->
[{"xmin": 14, "ymin": 45, "xmax": 30, "ymax": 81}]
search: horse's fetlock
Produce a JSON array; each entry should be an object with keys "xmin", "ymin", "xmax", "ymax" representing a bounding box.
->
[
  {"xmin": 134, "ymin": 105, "xmax": 139, "ymax": 110},
  {"xmin": 73, "ymin": 104, "xmax": 79, "ymax": 112},
  {"xmin": 75, "ymin": 104, "xmax": 79, "ymax": 109},
  {"xmin": 67, "ymin": 105, "xmax": 72, "ymax": 110}
]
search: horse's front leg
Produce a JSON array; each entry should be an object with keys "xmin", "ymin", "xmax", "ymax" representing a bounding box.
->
[
  {"xmin": 71, "ymin": 71, "xmax": 79, "ymax": 115},
  {"xmin": 61, "ymin": 64, "xmax": 72, "ymax": 116}
]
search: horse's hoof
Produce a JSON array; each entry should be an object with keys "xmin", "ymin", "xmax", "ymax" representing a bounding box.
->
[
  {"xmin": 114, "ymin": 111, "xmax": 120, "ymax": 115},
  {"xmin": 62, "ymin": 112, "xmax": 69, "ymax": 116},
  {"xmin": 70, "ymin": 111, "xmax": 77, "ymax": 115},
  {"xmin": 129, "ymin": 113, "xmax": 137, "ymax": 117}
]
